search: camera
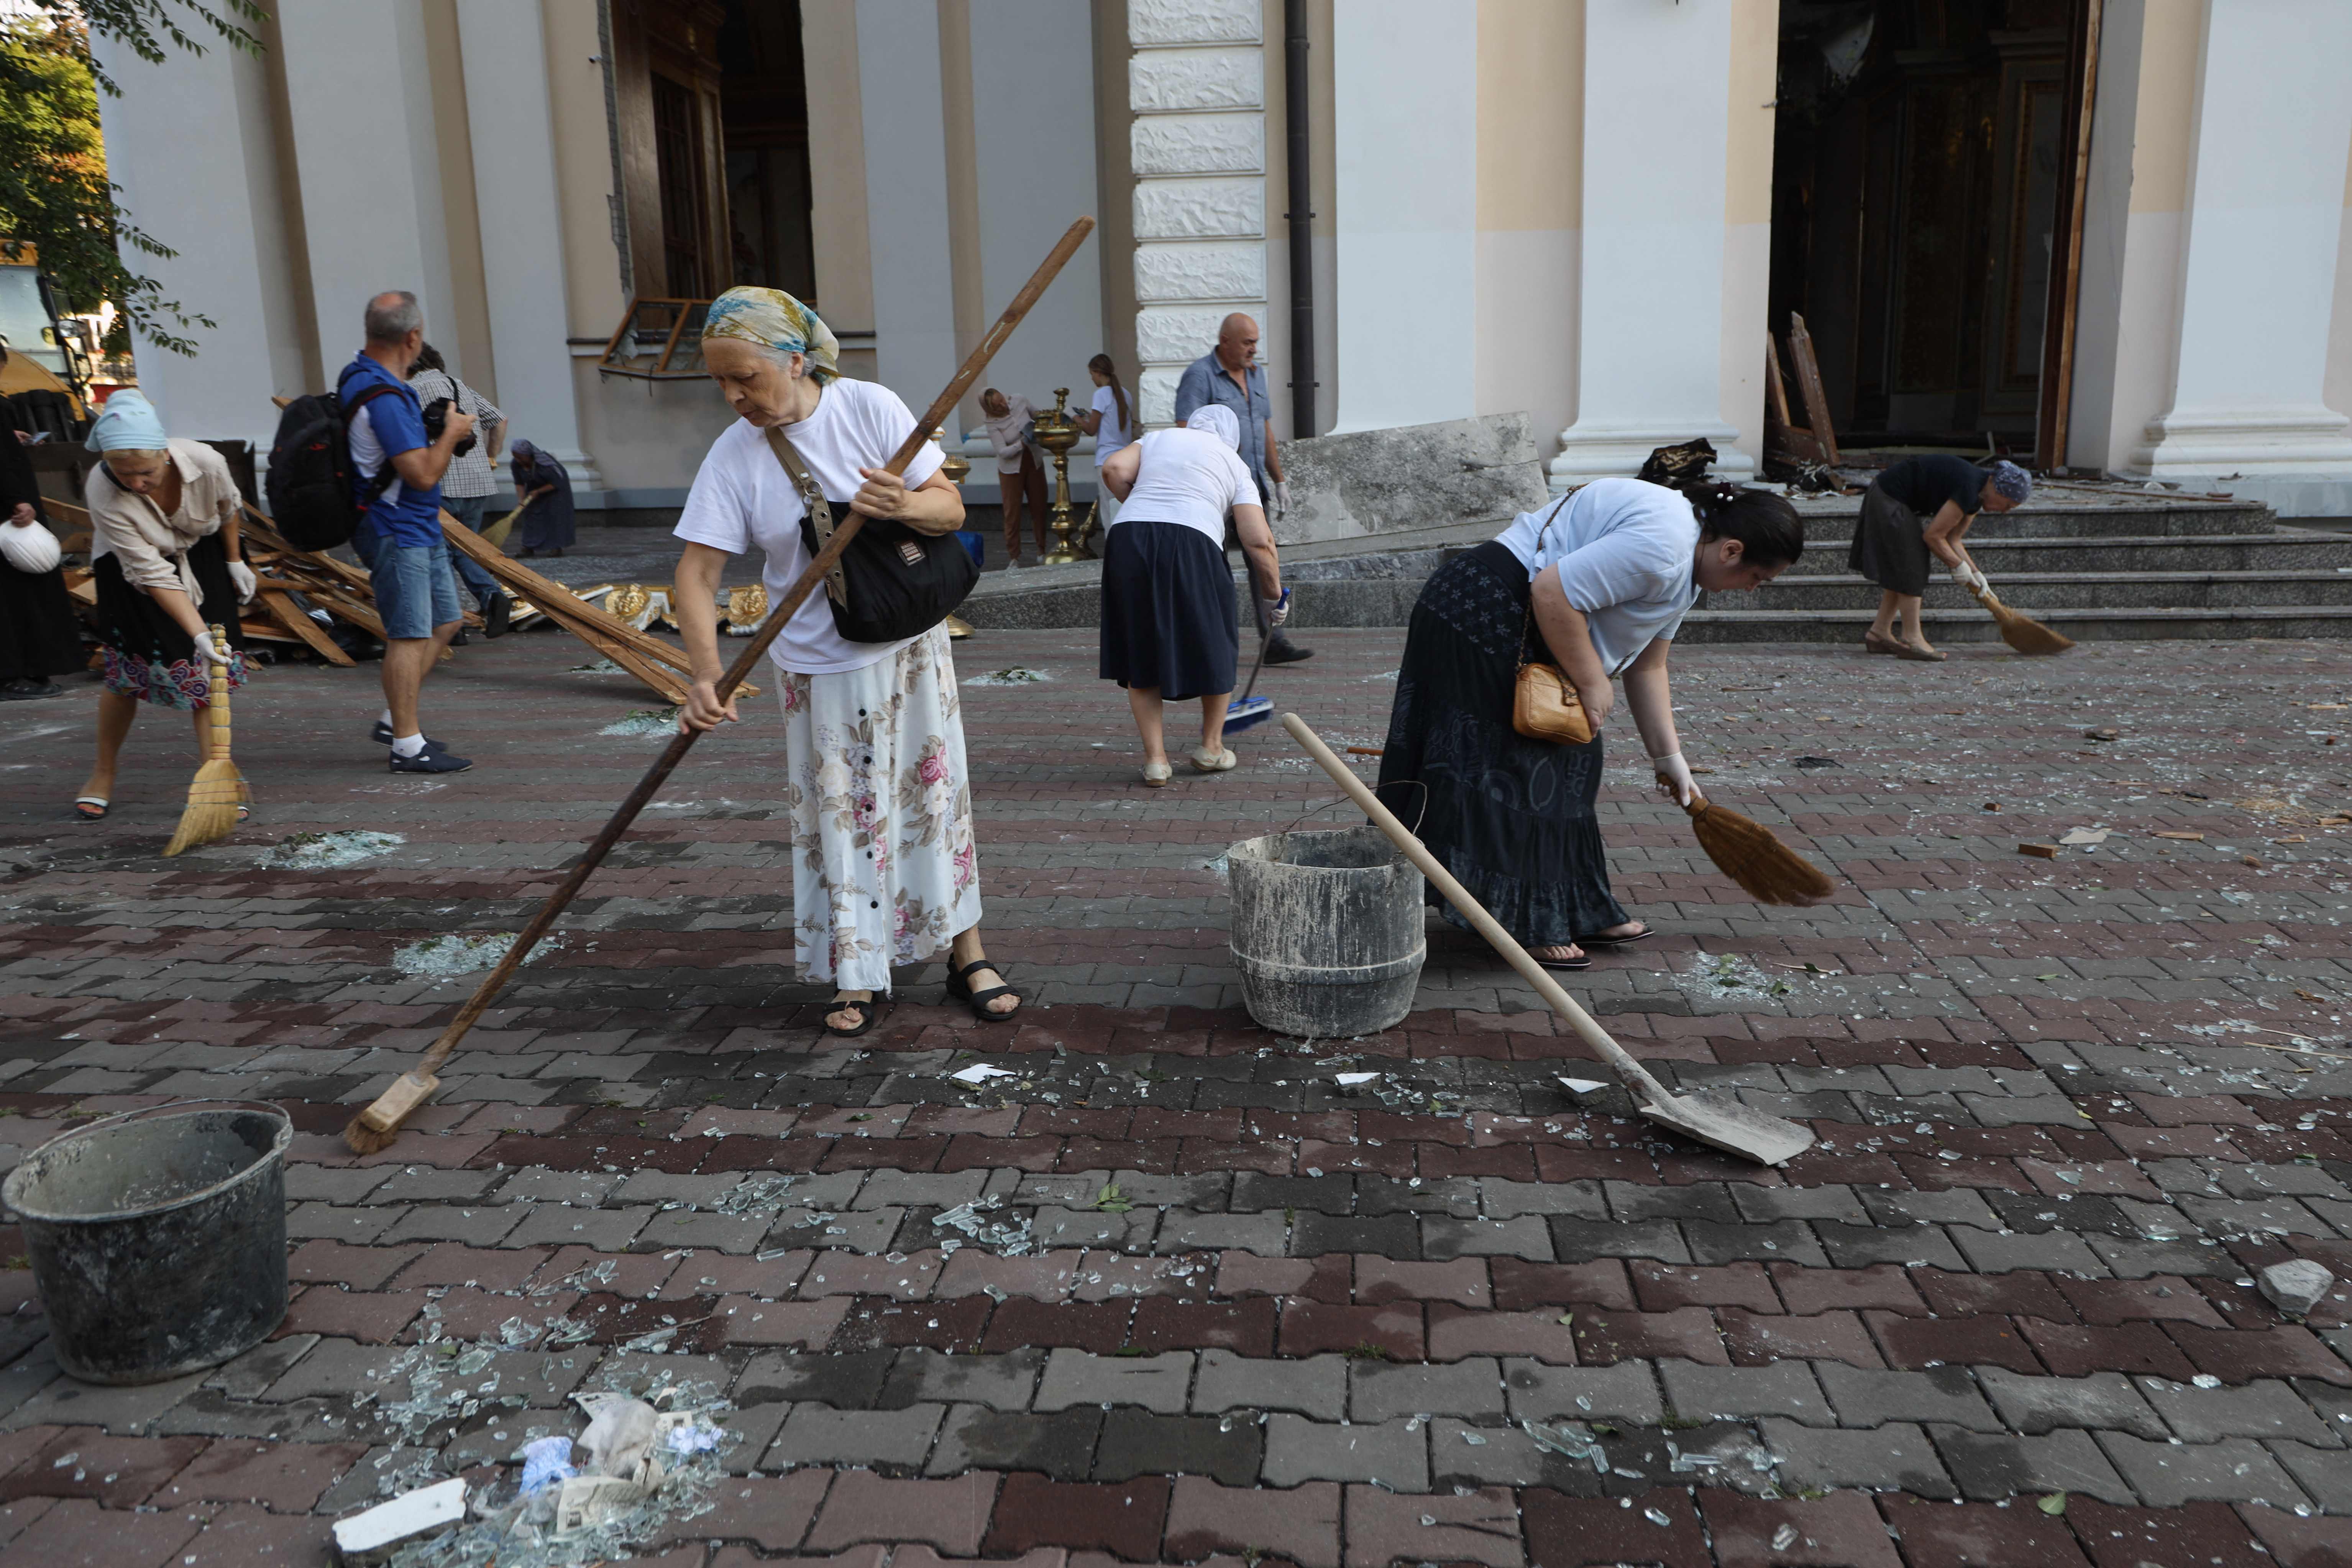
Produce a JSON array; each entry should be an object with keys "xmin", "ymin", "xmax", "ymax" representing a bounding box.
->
[{"xmin": 420, "ymin": 396, "xmax": 476, "ymax": 458}]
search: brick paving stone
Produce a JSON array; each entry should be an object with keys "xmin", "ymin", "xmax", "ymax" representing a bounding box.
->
[
  {"xmin": 1261, "ymin": 1414, "xmax": 1427, "ymax": 1490},
  {"xmin": 1699, "ymin": 1491, "xmax": 1905, "ymax": 1568},
  {"xmin": 765, "ymin": 1404, "xmax": 944, "ymax": 1469},
  {"xmin": 2270, "ymin": 1443, "xmax": 2352, "ymax": 1512},
  {"xmin": 0, "ymin": 1498, "xmax": 206, "ymax": 1568},
  {"xmin": 1520, "ymin": 1486, "xmax": 1712, "ymax": 1568},
  {"xmin": 1349, "ymin": 1356, "xmax": 1506, "ymax": 1422},
  {"xmin": 175, "ymin": 1501, "xmax": 325, "ymax": 1568},
  {"xmin": 1343, "ymin": 1482, "xmax": 1523, "ymax": 1568},
  {"xmin": 928, "ymin": 1405, "xmax": 1100, "ymax": 1479},
  {"xmin": 1974, "ymin": 1368, "xmax": 2169, "ymax": 1440},
  {"xmin": 0, "ymin": 1430, "xmax": 208, "ymax": 1507},
  {"xmin": 2140, "ymin": 1377, "xmax": 2341, "ymax": 1445},
  {"xmin": 1929, "ymin": 1426, "xmax": 2137, "ymax": 1505},
  {"xmin": 1814, "ymin": 1363, "xmax": 2002, "ymax": 1431},
  {"xmin": 1660, "ymin": 1360, "xmax": 1832, "ymax": 1426},
  {"xmin": 1164, "ymin": 1476, "xmax": 1342, "ymax": 1568},
  {"xmin": 1762, "ymin": 1418, "xmax": 1958, "ymax": 1497},
  {"xmin": 1092, "ymin": 1409, "xmax": 1261, "ymax": 1486},
  {"xmin": 670, "ymin": 1471, "xmax": 831, "ymax": 1552},
  {"xmin": 1878, "ymin": 1495, "xmax": 2092, "ymax": 1568},
  {"xmin": 982, "ymin": 1473, "xmax": 1170, "ymax": 1561},
  {"xmin": 1034, "ymin": 1348, "xmax": 1192, "ymax": 1414},
  {"xmin": 1502, "ymin": 1360, "xmax": 1665, "ymax": 1425},
  {"xmin": 2096, "ymin": 1431, "xmax": 2312, "ymax": 1507},
  {"xmin": 153, "ymin": 1437, "xmax": 366, "ymax": 1511},
  {"xmin": 2238, "ymin": 1504, "xmax": 2352, "ymax": 1567},
  {"xmin": 880, "ymin": 1348, "xmax": 1044, "ymax": 1412},
  {"xmin": 804, "ymin": 1470, "xmax": 997, "ymax": 1554}
]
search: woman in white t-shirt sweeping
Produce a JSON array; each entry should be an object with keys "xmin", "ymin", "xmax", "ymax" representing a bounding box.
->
[
  {"xmin": 1072, "ymin": 353, "xmax": 1133, "ymax": 530},
  {"xmin": 671, "ymin": 287, "xmax": 1020, "ymax": 1039},
  {"xmin": 1376, "ymin": 477, "xmax": 1802, "ymax": 971},
  {"xmin": 1095, "ymin": 404, "xmax": 1286, "ymax": 786}
]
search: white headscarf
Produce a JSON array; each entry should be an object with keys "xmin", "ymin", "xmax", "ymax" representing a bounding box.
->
[{"xmin": 1185, "ymin": 404, "xmax": 1241, "ymax": 451}]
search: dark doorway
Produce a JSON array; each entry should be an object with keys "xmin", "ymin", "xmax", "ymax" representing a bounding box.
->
[
  {"xmin": 716, "ymin": 0, "xmax": 816, "ymax": 299},
  {"xmin": 1769, "ymin": 1, "xmax": 2088, "ymax": 456}
]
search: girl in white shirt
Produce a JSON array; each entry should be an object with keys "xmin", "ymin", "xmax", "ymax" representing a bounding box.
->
[
  {"xmin": 1376, "ymin": 477, "xmax": 1802, "ymax": 969},
  {"xmin": 672, "ymin": 287, "xmax": 1021, "ymax": 1038},
  {"xmin": 1073, "ymin": 353, "xmax": 1133, "ymax": 530}
]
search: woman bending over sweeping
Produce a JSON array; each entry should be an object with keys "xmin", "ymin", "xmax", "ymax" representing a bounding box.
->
[
  {"xmin": 1376, "ymin": 477, "xmax": 1803, "ymax": 971},
  {"xmin": 1849, "ymin": 456, "xmax": 2031, "ymax": 661},
  {"xmin": 72, "ymin": 392, "xmax": 255, "ymax": 823},
  {"xmin": 670, "ymin": 287, "xmax": 1021, "ymax": 1039}
]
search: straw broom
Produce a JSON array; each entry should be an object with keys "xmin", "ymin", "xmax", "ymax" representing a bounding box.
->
[
  {"xmin": 1964, "ymin": 580, "xmax": 2073, "ymax": 656},
  {"xmin": 162, "ymin": 624, "xmax": 244, "ymax": 857},
  {"xmin": 482, "ymin": 493, "xmax": 533, "ymax": 551},
  {"xmin": 1679, "ymin": 788, "xmax": 1835, "ymax": 906},
  {"xmin": 342, "ymin": 215, "xmax": 1100, "ymax": 1157}
]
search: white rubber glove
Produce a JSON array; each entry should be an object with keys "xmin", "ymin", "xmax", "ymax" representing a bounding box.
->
[
  {"xmin": 227, "ymin": 560, "xmax": 258, "ymax": 603},
  {"xmin": 198, "ymin": 629, "xmax": 235, "ymax": 668},
  {"xmin": 1651, "ymin": 749, "xmax": 1697, "ymax": 808},
  {"xmin": 1262, "ymin": 588, "xmax": 1291, "ymax": 628},
  {"xmin": 1955, "ymin": 562, "xmax": 1988, "ymax": 594},
  {"xmin": 1274, "ymin": 479, "xmax": 1292, "ymax": 520}
]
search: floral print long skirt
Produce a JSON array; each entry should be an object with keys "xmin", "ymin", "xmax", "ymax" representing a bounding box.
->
[{"xmin": 778, "ymin": 626, "xmax": 982, "ymax": 990}]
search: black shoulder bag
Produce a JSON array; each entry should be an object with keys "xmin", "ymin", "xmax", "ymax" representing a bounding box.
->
[{"xmin": 766, "ymin": 426, "xmax": 977, "ymax": 644}]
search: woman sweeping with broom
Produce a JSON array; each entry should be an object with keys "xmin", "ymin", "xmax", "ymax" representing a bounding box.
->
[
  {"xmin": 1376, "ymin": 476, "xmax": 1805, "ymax": 970},
  {"xmin": 1850, "ymin": 456, "xmax": 2031, "ymax": 660},
  {"xmin": 70, "ymin": 392, "xmax": 254, "ymax": 824}
]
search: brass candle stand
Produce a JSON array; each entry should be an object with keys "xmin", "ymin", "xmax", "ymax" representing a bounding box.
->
[
  {"xmin": 1032, "ymin": 388, "xmax": 1085, "ymax": 565},
  {"xmin": 934, "ymin": 426, "xmax": 975, "ymax": 640}
]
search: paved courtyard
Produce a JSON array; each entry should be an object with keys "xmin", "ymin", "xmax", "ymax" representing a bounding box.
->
[{"xmin": 1, "ymin": 622, "xmax": 2350, "ymax": 1566}]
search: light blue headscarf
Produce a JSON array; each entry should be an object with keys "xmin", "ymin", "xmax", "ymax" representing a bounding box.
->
[{"xmin": 84, "ymin": 389, "xmax": 168, "ymax": 453}]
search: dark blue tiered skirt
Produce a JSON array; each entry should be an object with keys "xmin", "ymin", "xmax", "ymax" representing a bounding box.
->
[{"xmin": 1096, "ymin": 519, "xmax": 1239, "ymax": 702}]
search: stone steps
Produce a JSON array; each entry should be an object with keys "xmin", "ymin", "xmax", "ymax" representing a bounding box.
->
[
  {"xmin": 1712, "ymin": 567, "xmax": 2352, "ymax": 611},
  {"xmin": 1678, "ymin": 603, "xmax": 2352, "ymax": 642}
]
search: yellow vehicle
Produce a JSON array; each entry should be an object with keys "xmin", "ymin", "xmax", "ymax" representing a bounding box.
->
[{"xmin": 0, "ymin": 241, "xmax": 94, "ymax": 430}]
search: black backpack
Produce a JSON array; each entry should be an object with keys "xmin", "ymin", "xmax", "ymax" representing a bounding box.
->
[{"xmin": 264, "ymin": 381, "xmax": 401, "ymax": 551}]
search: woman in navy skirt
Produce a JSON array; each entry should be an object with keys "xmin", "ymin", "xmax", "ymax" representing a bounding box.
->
[
  {"xmin": 1095, "ymin": 406, "xmax": 1286, "ymax": 786},
  {"xmin": 1378, "ymin": 478, "xmax": 1802, "ymax": 969}
]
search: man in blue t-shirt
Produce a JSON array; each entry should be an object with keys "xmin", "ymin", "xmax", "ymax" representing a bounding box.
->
[{"xmin": 342, "ymin": 290, "xmax": 479, "ymax": 773}]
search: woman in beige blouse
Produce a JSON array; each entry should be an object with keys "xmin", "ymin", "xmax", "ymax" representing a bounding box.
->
[{"xmin": 72, "ymin": 392, "xmax": 257, "ymax": 821}]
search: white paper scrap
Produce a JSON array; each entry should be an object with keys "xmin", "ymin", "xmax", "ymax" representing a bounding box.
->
[
  {"xmin": 1334, "ymin": 1072, "xmax": 1382, "ymax": 1086},
  {"xmin": 2058, "ymin": 828, "xmax": 2111, "ymax": 846},
  {"xmin": 950, "ymin": 1064, "xmax": 1018, "ymax": 1084},
  {"xmin": 1558, "ymin": 1077, "xmax": 1609, "ymax": 1095},
  {"xmin": 331, "ymin": 1477, "xmax": 467, "ymax": 1558}
]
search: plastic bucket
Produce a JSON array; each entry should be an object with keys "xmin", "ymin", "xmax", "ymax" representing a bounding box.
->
[
  {"xmin": 1229, "ymin": 824, "xmax": 1426, "ymax": 1037},
  {"xmin": 3, "ymin": 1100, "xmax": 292, "ymax": 1384}
]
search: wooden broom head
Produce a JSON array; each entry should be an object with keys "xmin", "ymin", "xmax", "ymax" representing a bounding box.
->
[
  {"xmin": 1971, "ymin": 585, "xmax": 2074, "ymax": 656},
  {"xmin": 1684, "ymin": 796, "xmax": 1835, "ymax": 906},
  {"xmin": 161, "ymin": 759, "xmax": 246, "ymax": 856}
]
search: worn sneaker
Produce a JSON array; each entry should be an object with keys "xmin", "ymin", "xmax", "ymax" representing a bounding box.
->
[
  {"xmin": 389, "ymin": 743, "xmax": 472, "ymax": 774},
  {"xmin": 1263, "ymin": 635, "xmax": 1315, "ymax": 665},
  {"xmin": 483, "ymin": 593, "xmax": 512, "ymax": 638},
  {"xmin": 371, "ymin": 721, "xmax": 443, "ymax": 747}
]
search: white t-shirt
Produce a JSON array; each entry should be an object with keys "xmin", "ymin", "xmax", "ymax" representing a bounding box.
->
[
  {"xmin": 672, "ymin": 378, "xmax": 946, "ymax": 675},
  {"xmin": 1494, "ymin": 477, "xmax": 1700, "ymax": 675},
  {"xmin": 1090, "ymin": 385, "xmax": 1133, "ymax": 460},
  {"xmin": 347, "ymin": 401, "xmax": 409, "ymax": 512},
  {"xmin": 1111, "ymin": 427, "xmax": 1256, "ymax": 545}
]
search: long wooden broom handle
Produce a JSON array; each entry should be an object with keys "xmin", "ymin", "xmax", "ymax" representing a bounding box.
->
[
  {"xmin": 206, "ymin": 622, "xmax": 231, "ymax": 760},
  {"xmin": 1281, "ymin": 713, "xmax": 1674, "ymax": 1104},
  {"xmin": 407, "ymin": 216, "xmax": 1097, "ymax": 1080}
]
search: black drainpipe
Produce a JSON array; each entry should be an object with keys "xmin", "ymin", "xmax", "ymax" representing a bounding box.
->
[{"xmin": 1284, "ymin": 0, "xmax": 1316, "ymax": 437}]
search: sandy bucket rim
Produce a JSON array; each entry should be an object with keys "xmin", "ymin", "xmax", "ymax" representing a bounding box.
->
[{"xmin": 1, "ymin": 1098, "xmax": 295, "ymax": 1226}]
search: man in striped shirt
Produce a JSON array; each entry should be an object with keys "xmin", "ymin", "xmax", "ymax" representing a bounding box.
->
[{"xmin": 407, "ymin": 345, "xmax": 511, "ymax": 638}]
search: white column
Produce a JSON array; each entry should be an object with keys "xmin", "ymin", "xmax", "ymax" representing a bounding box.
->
[
  {"xmin": 2126, "ymin": 0, "xmax": 2352, "ymax": 491},
  {"xmin": 1549, "ymin": 4, "xmax": 1748, "ymax": 488},
  {"xmin": 91, "ymin": 31, "xmax": 305, "ymax": 445},
  {"xmin": 968, "ymin": 3, "xmax": 1102, "ymax": 427},
  {"xmin": 277, "ymin": 2, "xmax": 447, "ymax": 374},
  {"xmin": 1329, "ymin": 1, "xmax": 1476, "ymax": 432},
  {"xmin": 455, "ymin": 0, "xmax": 597, "ymax": 486},
  {"xmin": 1129, "ymin": 0, "xmax": 1266, "ymax": 428},
  {"xmin": 856, "ymin": 0, "xmax": 959, "ymax": 410}
]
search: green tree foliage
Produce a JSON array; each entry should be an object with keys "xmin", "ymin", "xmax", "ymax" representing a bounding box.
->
[{"xmin": 0, "ymin": 2, "xmax": 268, "ymax": 357}]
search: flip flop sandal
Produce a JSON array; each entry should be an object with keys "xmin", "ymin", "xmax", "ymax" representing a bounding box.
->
[
  {"xmin": 72, "ymin": 796, "xmax": 108, "ymax": 822},
  {"xmin": 822, "ymin": 995, "xmax": 888, "ymax": 1038},
  {"xmin": 946, "ymin": 959, "xmax": 1023, "ymax": 1023},
  {"xmin": 1533, "ymin": 949, "xmax": 1592, "ymax": 972},
  {"xmin": 1576, "ymin": 925, "xmax": 1653, "ymax": 946}
]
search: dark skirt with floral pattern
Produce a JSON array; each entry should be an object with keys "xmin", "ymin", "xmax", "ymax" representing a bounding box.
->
[
  {"xmin": 1375, "ymin": 541, "xmax": 1630, "ymax": 948},
  {"xmin": 92, "ymin": 534, "xmax": 249, "ymax": 710}
]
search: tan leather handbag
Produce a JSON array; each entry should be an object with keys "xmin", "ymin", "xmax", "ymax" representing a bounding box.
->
[{"xmin": 1510, "ymin": 496, "xmax": 1594, "ymax": 745}]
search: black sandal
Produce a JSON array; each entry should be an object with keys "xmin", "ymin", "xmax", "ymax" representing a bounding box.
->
[
  {"xmin": 822, "ymin": 994, "xmax": 887, "ymax": 1038},
  {"xmin": 1575, "ymin": 924, "xmax": 1653, "ymax": 947},
  {"xmin": 1533, "ymin": 947, "xmax": 1592, "ymax": 972},
  {"xmin": 945, "ymin": 959, "xmax": 1023, "ymax": 1023}
]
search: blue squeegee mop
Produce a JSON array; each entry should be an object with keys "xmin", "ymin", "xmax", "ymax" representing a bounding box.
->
[{"xmin": 1224, "ymin": 591, "xmax": 1284, "ymax": 733}]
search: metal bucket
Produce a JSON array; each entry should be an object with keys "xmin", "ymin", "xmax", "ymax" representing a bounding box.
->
[
  {"xmin": 1229, "ymin": 824, "xmax": 1426, "ymax": 1037},
  {"xmin": 2, "ymin": 1100, "xmax": 291, "ymax": 1385}
]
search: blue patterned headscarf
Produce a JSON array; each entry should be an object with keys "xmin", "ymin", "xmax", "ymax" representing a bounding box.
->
[
  {"xmin": 702, "ymin": 287, "xmax": 840, "ymax": 384},
  {"xmin": 1986, "ymin": 460, "xmax": 2032, "ymax": 504},
  {"xmin": 85, "ymin": 389, "xmax": 168, "ymax": 452}
]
